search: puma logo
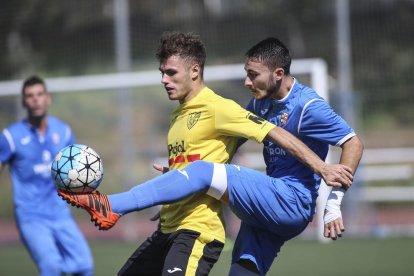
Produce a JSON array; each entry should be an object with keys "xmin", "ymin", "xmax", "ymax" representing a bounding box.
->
[{"xmin": 21, "ymin": 136, "xmax": 31, "ymax": 145}]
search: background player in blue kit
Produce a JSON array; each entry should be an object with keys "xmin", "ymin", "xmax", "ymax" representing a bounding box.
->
[
  {"xmin": 59, "ymin": 38, "xmax": 363, "ymax": 275},
  {"xmin": 0, "ymin": 76, "xmax": 94, "ymax": 276}
]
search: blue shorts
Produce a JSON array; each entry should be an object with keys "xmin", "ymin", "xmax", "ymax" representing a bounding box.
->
[
  {"xmin": 17, "ymin": 213, "xmax": 93, "ymax": 276},
  {"xmin": 226, "ymin": 164, "xmax": 310, "ymax": 275}
]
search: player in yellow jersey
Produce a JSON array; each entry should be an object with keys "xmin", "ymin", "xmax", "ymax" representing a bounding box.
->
[
  {"xmin": 118, "ymin": 32, "xmax": 275, "ymax": 275},
  {"xmin": 162, "ymin": 84, "xmax": 275, "ymax": 244},
  {"xmin": 58, "ymin": 32, "xmax": 354, "ymax": 276},
  {"xmin": 119, "ymin": 31, "xmax": 271, "ymax": 275}
]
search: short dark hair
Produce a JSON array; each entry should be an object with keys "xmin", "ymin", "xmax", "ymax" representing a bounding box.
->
[
  {"xmin": 245, "ymin": 37, "xmax": 291, "ymax": 74},
  {"xmin": 156, "ymin": 31, "xmax": 206, "ymax": 78},
  {"xmin": 22, "ymin": 76, "xmax": 46, "ymax": 94}
]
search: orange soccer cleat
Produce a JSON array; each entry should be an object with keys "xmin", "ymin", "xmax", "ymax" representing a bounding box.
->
[{"xmin": 58, "ymin": 189, "xmax": 120, "ymax": 230}]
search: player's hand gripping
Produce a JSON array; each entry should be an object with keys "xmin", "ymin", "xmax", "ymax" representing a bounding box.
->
[{"xmin": 320, "ymin": 163, "xmax": 353, "ymax": 189}]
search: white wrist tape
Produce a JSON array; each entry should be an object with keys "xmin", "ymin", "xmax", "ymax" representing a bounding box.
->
[{"xmin": 324, "ymin": 187, "xmax": 345, "ymax": 224}]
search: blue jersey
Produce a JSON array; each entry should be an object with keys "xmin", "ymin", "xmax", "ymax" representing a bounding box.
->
[
  {"xmin": 247, "ymin": 79, "xmax": 355, "ymax": 203},
  {"xmin": 0, "ymin": 116, "xmax": 75, "ymax": 218}
]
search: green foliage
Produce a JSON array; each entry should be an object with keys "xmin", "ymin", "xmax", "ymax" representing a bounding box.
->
[{"xmin": 1, "ymin": 0, "xmax": 414, "ymax": 143}]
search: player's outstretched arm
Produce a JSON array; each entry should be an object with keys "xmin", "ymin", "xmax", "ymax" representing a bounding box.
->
[
  {"xmin": 265, "ymin": 126, "xmax": 354, "ymax": 188},
  {"xmin": 324, "ymin": 135, "xmax": 364, "ymax": 240}
]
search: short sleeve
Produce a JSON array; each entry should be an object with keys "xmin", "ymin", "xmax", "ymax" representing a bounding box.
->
[
  {"xmin": 0, "ymin": 130, "xmax": 13, "ymax": 164},
  {"xmin": 299, "ymin": 99, "xmax": 355, "ymax": 146},
  {"xmin": 215, "ymin": 99, "xmax": 275, "ymax": 143}
]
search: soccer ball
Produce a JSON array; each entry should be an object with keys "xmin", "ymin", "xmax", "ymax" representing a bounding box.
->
[{"xmin": 51, "ymin": 144, "xmax": 104, "ymax": 193}]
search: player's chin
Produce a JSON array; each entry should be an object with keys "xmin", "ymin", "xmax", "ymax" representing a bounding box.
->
[
  {"xmin": 168, "ymin": 94, "xmax": 179, "ymax": 101},
  {"xmin": 251, "ymin": 91, "xmax": 268, "ymax": 100},
  {"xmin": 30, "ymin": 111, "xmax": 46, "ymax": 118},
  {"xmin": 168, "ymin": 93, "xmax": 183, "ymax": 101},
  {"xmin": 166, "ymin": 91, "xmax": 176, "ymax": 98}
]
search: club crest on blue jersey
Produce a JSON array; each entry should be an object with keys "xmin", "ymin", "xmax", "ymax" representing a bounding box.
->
[
  {"xmin": 280, "ymin": 112, "xmax": 289, "ymax": 126},
  {"xmin": 187, "ymin": 112, "xmax": 201, "ymax": 130},
  {"xmin": 52, "ymin": 133, "xmax": 61, "ymax": 144},
  {"xmin": 20, "ymin": 135, "xmax": 31, "ymax": 145}
]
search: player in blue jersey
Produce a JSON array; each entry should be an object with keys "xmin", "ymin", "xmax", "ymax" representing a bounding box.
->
[
  {"xmin": 58, "ymin": 38, "xmax": 363, "ymax": 275},
  {"xmin": 0, "ymin": 76, "xmax": 94, "ymax": 276},
  {"xmin": 226, "ymin": 37, "xmax": 363, "ymax": 275}
]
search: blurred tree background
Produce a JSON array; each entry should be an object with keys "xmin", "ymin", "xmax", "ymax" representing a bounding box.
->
[
  {"xmin": 1, "ymin": 0, "xmax": 413, "ymax": 137},
  {"xmin": 0, "ymin": 0, "xmax": 413, "ymax": 237}
]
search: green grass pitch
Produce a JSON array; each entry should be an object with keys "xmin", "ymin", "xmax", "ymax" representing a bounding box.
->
[{"xmin": 0, "ymin": 237, "xmax": 412, "ymax": 275}]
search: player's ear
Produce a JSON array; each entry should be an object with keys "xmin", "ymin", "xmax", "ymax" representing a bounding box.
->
[
  {"xmin": 191, "ymin": 63, "xmax": 201, "ymax": 80},
  {"xmin": 273, "ymin": 67, "xmax": 285, "ymax": 81}
]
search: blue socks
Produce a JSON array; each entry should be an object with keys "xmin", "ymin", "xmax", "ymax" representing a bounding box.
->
[{"xmin": 108, "ymin": 160, "xmax": 214, "ymax": 215}]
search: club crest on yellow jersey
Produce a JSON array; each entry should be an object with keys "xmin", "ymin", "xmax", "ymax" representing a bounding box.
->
[{"xmin": 187, "ymin": 112, "xmax": 201, "ymax": 129}]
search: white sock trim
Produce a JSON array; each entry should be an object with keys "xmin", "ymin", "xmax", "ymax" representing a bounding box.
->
[{"xmin": 207, "ymin": 163, "xmax": 228, "ymax": 200}]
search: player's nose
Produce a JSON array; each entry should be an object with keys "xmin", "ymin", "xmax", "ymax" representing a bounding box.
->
[
  {"xmin": 161, "ymin": 74, "xmax": 169, "ymax": 84},
  {"xmin": 244, "ymin": 76, "xmax": 253, "ymax": 88}
]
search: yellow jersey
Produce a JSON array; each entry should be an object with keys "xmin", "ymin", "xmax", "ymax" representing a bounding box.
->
[{"xmin": 160, "ymin": 87, "xmax": 275, "ymax": 242}]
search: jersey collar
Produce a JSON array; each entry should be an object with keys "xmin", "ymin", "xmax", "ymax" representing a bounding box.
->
[{"xmin": 272, "ymin": 78, "xmax": 297, "ymax": 105}]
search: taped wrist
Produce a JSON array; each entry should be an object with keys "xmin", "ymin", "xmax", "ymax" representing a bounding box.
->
[{"xmin": 324, "ymin": 187, "xmax": 345, "ymax": 224}]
